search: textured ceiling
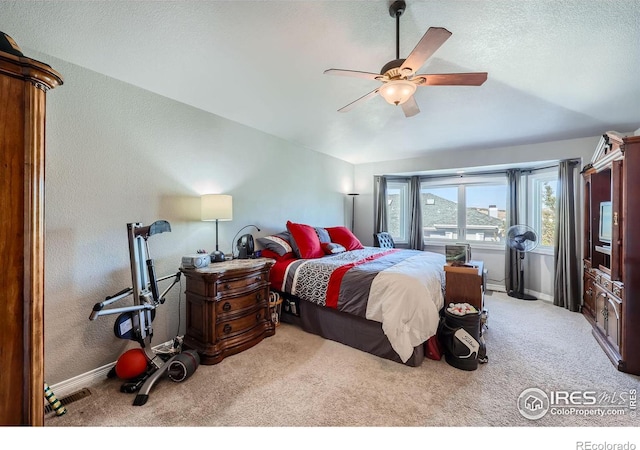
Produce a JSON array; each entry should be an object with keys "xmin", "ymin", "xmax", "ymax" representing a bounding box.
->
[{"xmin": 2, "ymin": 1, "xmax": 639, "ymax": 164}]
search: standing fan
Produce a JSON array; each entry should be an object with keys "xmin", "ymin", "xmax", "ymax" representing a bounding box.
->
[{"xmin": 506, "ymin": 224, "xmax": 539, "ymax": 300}]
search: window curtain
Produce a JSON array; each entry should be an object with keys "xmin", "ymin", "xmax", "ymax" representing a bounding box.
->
[
  {"xmin": 373, "ymin": 176, "xmax": 388, "ymax": 234},
  {"xmin": 408, "ymin": 176, "xmax": 423, "ymax": 250},
  {"xmin": 505, "ymin": 169, "xmax": 521, "ymax": 294},
  {"xmin": 554, "ymin": 159, "xmax": 581, "ymax": 311}
]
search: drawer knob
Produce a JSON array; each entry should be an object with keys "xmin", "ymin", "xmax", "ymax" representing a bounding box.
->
[
  {"xmin": 223, "ymin": 324, "xmax": 232, "ymax": 334},
  {"xmin": 614, "ymin": 287, "xmax": 621, "ymax": 296},
  {"xmin": 256, "ymin": 292, "xmax": 262, "ymax": 302},
  {"xmin": 255, "ymin": 276, "xmax": 262, "ymax": 282},
  {"xmin": 222, "ymin": 302, "xmax": 231, "ymax": 312},
  {"xmin": 224, "ymin": 283, "xmax": 231, "ymax": 290},
  {"xmin": 256, "ymin": 312, "xmax": 261, "ymax": 320}
]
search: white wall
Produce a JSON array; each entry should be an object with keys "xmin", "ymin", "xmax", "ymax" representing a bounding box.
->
[
  {"xmin": 353, "ymin": 137, "xmax": 598, "ymax": 299},
  {"xmin": 38, "ymin": 51, "xmax": 354, "ymax": 384}
]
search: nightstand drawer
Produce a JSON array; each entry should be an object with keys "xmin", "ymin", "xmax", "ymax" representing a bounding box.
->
[
  {"xmin": 217, "ymin": 308, "xmax": 268, "ymax": 339},
  {"xmin": 217, "ymin": 271, "xmax": 266, "ymax": 294},
  {"xmin": 216, "ymin": 288, "xmax": 267, "ymax": 317}
]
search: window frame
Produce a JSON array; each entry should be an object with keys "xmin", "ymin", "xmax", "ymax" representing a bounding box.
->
[
  {"xmin": 524, "ymin": 168, "xmax": 558, "ymax": 254},
  {"xmin": 421, "ymin": 175, "xmax": 507, "ymax": 247},
  {"xmin": 383, "ymin": 174, "xmax": 508, "ymax": 248},
  {"xmin": 380, "ymin": 165, "xmax": 560, "ymax": 253},
  {"xmin": 386, "ymin": 179, "xmax": 410, "ymax": 245}
]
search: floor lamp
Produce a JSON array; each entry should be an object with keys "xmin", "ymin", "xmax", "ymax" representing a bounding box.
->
[
  {"xmin": 348, "ymin": 193, "xmax": 359, "ymax": 232},
  {"xmin": 201, "ymin": 194, "xmax": 233, "ymax": 262}
]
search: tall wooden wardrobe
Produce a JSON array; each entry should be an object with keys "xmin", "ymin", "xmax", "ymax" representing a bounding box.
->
[
  {"xmin": 0, "ymin": 33, "xmax": 63, "ymax": 425},
  {"xmin": 582, "ymin": 131, "xmax": 640, "ymax": 375}
]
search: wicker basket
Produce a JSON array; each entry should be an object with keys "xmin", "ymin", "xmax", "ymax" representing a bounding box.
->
[{"xmin": 268, "ymin": 291, "xmax": 283, "ymax": 327}]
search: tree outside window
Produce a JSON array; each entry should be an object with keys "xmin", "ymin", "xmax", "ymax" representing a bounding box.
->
[
  {"xmin": 527, "ymin": 170, "xmax": 558, "ymax": 250},
  {"xmin": 541, "ymin": 182, "xmax": 556, "ymax": 246}
]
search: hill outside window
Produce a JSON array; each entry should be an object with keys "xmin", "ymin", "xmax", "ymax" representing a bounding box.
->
[{"xmin": 386, "ymin": 175, "xmax": 508, "ymax": 246}]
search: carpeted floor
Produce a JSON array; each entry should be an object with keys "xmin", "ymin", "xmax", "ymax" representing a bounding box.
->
[{"xmin": 44, "ymin": 292, "xmax": 639, "ymax": 428}]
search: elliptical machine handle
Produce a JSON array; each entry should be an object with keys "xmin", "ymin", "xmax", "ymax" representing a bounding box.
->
[{"xmin": 147, "ymin": 259, "xmax": 160, "ymax": 303}]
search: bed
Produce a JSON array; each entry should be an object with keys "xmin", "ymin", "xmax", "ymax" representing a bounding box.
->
[{"xmin": 258, "ymin": 222, "xmax": 446, "ymax": 366}]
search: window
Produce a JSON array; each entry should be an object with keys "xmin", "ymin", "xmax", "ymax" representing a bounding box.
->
[
  {"xmin": 464, "ymin": 184, "xmax": 507, "ymax": 242},
  {"xmin": 381, "ymin": 167, "xmax": 558, "ymax": 250},
  {"xmin": 386, "ymin": 181, "xmax": 409, "ymax": 244},
  {"xmin": 421, "ymin": 186, "xmax": 459, "ymax": 240},
  {"xmin": 384, "ymin": 175, "xmax": 507, "ymax": 245},
  {"xmin": 422, "ymin": 178, "xmax": 507, "ymax": 243},
  {"xmin": 526, "ymin": 169, "xmax": 558, "ymax": 249}
]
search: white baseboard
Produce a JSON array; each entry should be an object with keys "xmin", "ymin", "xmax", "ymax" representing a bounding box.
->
[
  {"xmin": 49, "ymin": 362, "xmax": 115, "ymax": 399},
  {"xmin": 486, "ymin": 283, "xmax": 553, "ymax": 303},
  {"xmin": 486, "ymin": 283, "xmax": 506, "ymax": 293},
  {"xmin": 526, "ymin": 289, "xmax": 553, "ymax": 303}
]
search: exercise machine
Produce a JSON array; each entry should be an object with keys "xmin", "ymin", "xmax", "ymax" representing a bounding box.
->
[{"xmin": 89, "ymin": 221, "xmax": 200, "ymax": 406}]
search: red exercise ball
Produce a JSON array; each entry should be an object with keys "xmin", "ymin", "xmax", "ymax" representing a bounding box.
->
[{"xmin": 115, "ymin": 348, "xmax": 148, "ymax": 380}]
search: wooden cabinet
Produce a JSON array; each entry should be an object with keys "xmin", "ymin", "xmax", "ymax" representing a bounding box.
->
[
  {"xmin": 594, "ymin": 281, "xmax": 621, "ymax": 354},
  {"xmin": 181, "ymin": 259, "xmax": 276, "ymax": 365},
  {"xmin": 0, "ymin": 33, "xmax": 62, "ymax": 426},
  {"xmin": 444, "ymin": 260, "xmax": 486, "ymax": 311},
  {"xmin": 582, "ymin": 131, "xmax": 640, "ymax": 375}
]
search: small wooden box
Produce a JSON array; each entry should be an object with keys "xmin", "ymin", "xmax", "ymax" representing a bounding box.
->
[{"xmin": 444, "ymin": 260, "xmax": 485, "ymax": 311}]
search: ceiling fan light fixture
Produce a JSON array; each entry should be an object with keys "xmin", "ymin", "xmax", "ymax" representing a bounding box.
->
[{"xmin": 379, "ymin": 79, "xmax": 416, "ymax": 106}]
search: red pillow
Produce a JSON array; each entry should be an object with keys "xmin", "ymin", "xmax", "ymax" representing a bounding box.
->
[
  {"xmin": 286, "ymin": 221, "xmax": 324, "ymax": 259},
  {"xmin": 260, "ymin": 248, "xmax": 295, "ymax": 261},
  {"xmin": 326, "ymin": 226, "xmax": 364, "ymax": 251}
]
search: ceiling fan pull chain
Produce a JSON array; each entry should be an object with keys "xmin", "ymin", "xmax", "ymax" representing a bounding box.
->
[{"xmin": 390, "ymin": 0, "xmax": 405, "ymax": 60}]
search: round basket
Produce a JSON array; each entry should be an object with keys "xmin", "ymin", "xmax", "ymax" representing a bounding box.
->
[{"xmin": 268, "ymin": 291, "xmax": 283, "ymax": 326}]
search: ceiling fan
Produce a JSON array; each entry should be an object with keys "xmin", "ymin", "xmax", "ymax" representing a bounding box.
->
[{"xmin": 324, "ymin": 0, "xmax": 487, "ymax": 118}]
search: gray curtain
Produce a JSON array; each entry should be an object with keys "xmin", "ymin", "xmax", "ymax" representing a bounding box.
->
[
  {"xmin": 505, "ymin": 169, "xmax": 521, "ymax": 294},
  {"xmin": 408, "ymin": 176, "xmax": 423, "ymax": 250},
  {"xmin": 373, "ymin": 176, "xmax": 388, "ymax": 234},
  {"xmin": 554, "ymin": 160, "xmax": 581, "ymax": 311}
]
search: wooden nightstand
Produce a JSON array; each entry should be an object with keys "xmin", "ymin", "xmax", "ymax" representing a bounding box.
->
[{"xmin": 180, "ymin": 258, "xmax": 275, "ymax": 365}]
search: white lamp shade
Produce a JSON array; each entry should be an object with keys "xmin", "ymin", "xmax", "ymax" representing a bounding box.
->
[
  {"xmin": 379, "ymin": 79, "xmax": 417, "ymax": 106},
  {"xmin": 201, "ymin": 194, "xmax": 233, "ymax": 221}
]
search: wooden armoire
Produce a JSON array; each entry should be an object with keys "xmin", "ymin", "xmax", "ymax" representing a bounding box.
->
[
  {"xmin": 582, "ymin": 131, "xmax": 640, "ymax": 375},
  {"xmin": 0, "ymin": 33, "xmax": 63, "ymax": 425}
]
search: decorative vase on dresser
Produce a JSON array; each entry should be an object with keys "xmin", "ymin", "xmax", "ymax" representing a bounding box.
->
[
  {"xmin": 180, "ymin": 258, "xmax": 276, "ymax": 364},
  {"xmin": 582, "ymin": 131, "xmax": 640, "ymax": 375}
]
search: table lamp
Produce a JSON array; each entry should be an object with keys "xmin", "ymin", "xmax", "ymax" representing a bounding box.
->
[{"xmin": 201, "ymin": 194, "xmax": 233, "ymax": 262}]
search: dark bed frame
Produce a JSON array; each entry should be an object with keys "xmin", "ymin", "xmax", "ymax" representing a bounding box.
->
[{"xmin": 277, "ymin": 291, "xmax": 425, "ymax": 367}]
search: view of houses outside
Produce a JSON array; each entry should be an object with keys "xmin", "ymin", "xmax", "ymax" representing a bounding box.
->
[
  {"xmin": 387, "ymin": 191, "xmax": 506, "ymax": 242},
  {"xmin": 386, "ymin": 178, "xmax": 556, "ymax": 246},
  {"xmin": 422, "ymin": 191, "xmax": 506, "ymax": 241}
]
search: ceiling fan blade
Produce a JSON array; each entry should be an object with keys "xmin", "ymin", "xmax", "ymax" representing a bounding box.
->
[
  {"xmin": 324, "ymin": 68, "xmax": 382, "ymax": 81},
  {"xmin": 413, "ymin": 72, "xmax": 488, "ymax": 86},
  {"xmin": 400, "ymin": 27, "xmax": 452, "ymax": 75},
  {"xmin": 401, "ymin": 95, "xmax": 420, "ymax": 117},
  {"xmin": 337, "ymin": 88, "xmax": 380, "ymax": 112}
]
